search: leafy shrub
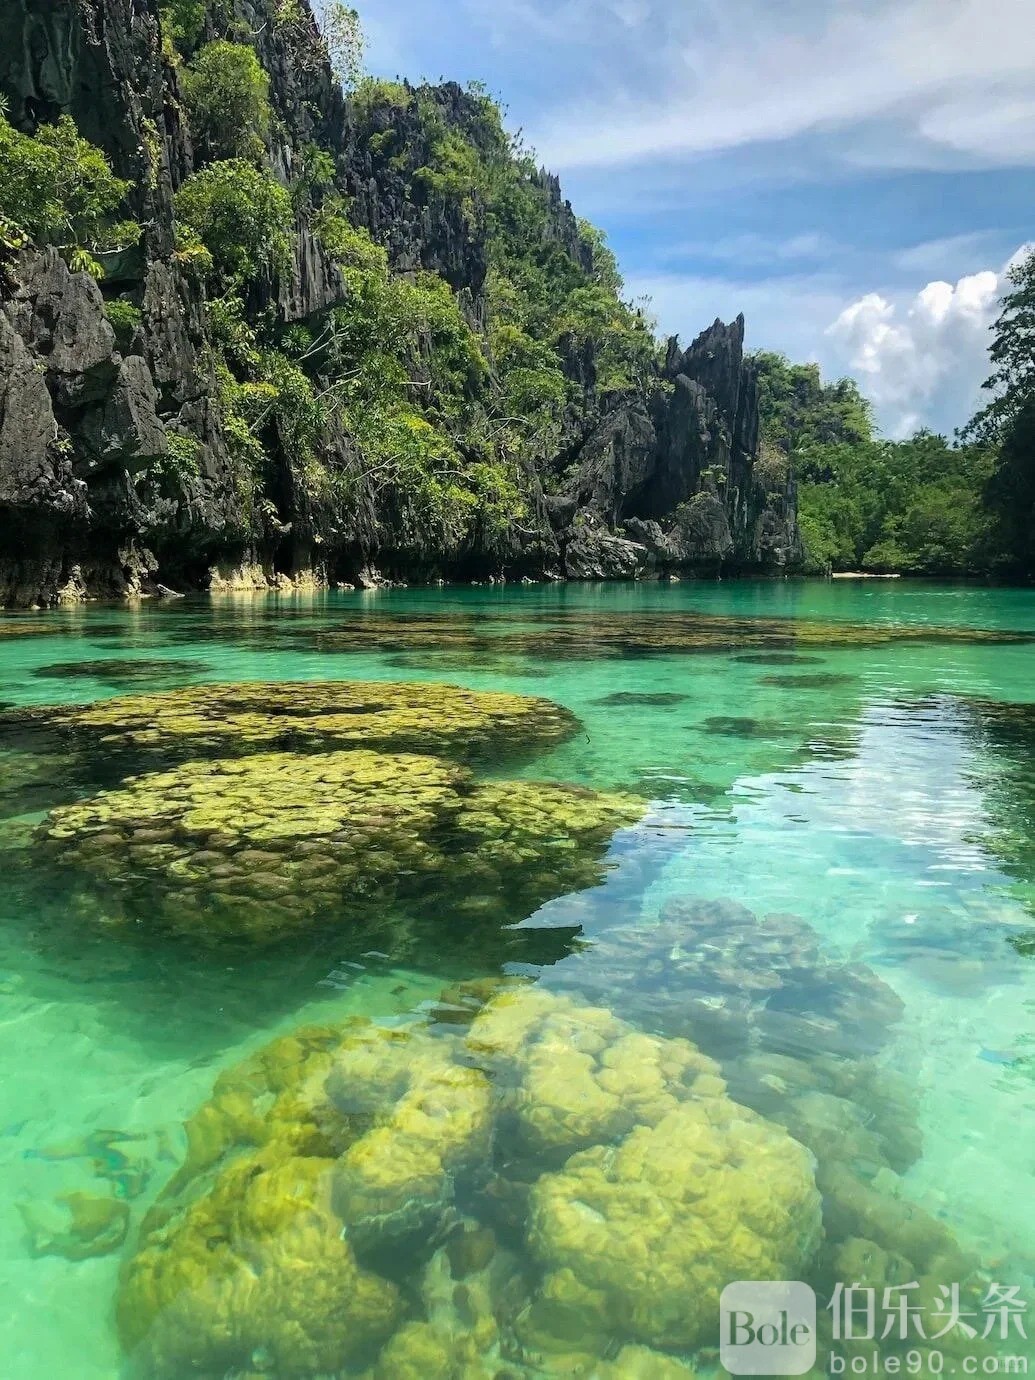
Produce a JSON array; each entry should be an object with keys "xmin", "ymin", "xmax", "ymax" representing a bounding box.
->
[
  {"xmin": 352, "ymin": 78, "xmax": 412, "ymax": 119},
  {"xmin": 165, "ymin": 433, "xmax": 202, "ymax": 480},
  {"xmin": 174, "ymin": 160, "xmax": 292, "ymax": 285},
  {"xmin": 138, "ymin": 432, "xmax": 202, "ymax": 496},
  {"xmin": 312, "ymin": 202, "xmax": 387, "ymax": 271},
  {"xmin": 160, "ymin": 1, "xmax": 206, "ymax": 53},
  {"xmin": 171, "ymin": 223, "xmax": 214, "ymax": 276},
  {"xmin": 180, "ymin": 42, "xmax": 271, "ymax": 164},
  {"xmin": 105, "ymin": 299, "xmax": 143, "ymax": 352},
  {"xmin": 0, "ymin": 110, "xmax": 139, "ymax": 273},
  {"xmin": 756, "ymin": 440, "xmax": 790, "ymax": 493},
  {"xmin": 292, "ymin": 142, "xmax": 338, "ymax": 206}
]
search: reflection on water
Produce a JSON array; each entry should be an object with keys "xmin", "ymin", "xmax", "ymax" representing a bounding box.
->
[{"xmin": 0, "ymin": 581, "xmax": 1034, "ymax": 1378}]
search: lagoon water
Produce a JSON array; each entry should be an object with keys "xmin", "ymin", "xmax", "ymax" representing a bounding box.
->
[{"xmin": 1, "ymin": 580, "xmax": 1034, "ymax": 1377}]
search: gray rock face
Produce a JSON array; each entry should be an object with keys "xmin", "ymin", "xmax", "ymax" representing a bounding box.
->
[
  {"xmin": 564, "ymin": 521, "xmax": 648, "ymax": 580},
  {"xmin": 0, "ymin": 313, "xmax": 69, "ymax": 512},
  {"xmin": 0, "ymin": 0, "xmax": 800, "ymax": 604},
  {"xmin": 553, "ymin": 315, "xmax": 802, "ymax": 576}
]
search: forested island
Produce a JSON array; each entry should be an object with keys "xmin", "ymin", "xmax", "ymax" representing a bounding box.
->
[{"xmin": 0, "ymin": 0, "xmax": 1031, "ymax": 605}]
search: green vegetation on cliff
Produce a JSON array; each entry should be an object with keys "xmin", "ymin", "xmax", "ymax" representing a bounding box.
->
[
  {"xmin": 963, "ymin": 250, "xmax": 1035, "ymax": 576},
  {"xmin": 157, "ymin": 21, "xmax": 659, "ymax": 552},
  {"xmin": 755, "ymin": 245, "xmax": 1035, "ymax": 580},
  {"xmin": 754, "ymin": 353, "xmax": 997, "ymax": 574},
  {"xmin": 351, "ymin": 80, "xmax": 658, "ymax": 470},
  {"xmin": 0, "ymin": 0, "xmax": 806, "ymax": 602},
  {"xmin": 0, "ymin": 104, "xmax": 139, "ymax": 274}
]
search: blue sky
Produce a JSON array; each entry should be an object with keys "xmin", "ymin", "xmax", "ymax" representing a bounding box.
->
[{"xmin": 360, "ymin": 0, "xmax": 1034, "ymax": 438}]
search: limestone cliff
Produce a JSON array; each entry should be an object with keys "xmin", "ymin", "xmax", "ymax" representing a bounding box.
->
[{"xmin": 0, "ymin": 0, "xmax": 801, "ymax": 605}]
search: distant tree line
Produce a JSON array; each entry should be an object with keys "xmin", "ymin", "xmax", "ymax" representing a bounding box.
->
[{"xmin": 753, "ymin": 247, "xmax": 1035, "ymax": 579}]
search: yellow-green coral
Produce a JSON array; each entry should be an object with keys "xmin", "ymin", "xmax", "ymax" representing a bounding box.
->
[
  {"xmin": 3, "ymin": 678, "xmax": 580, "ymax": 764},
  {"xmin": 327, "ymin": 1026, "xmax": 493, "ymax": 1248},
  {"xmin": 527, "ymin": 1096, "xmax": 823, "ymax": 1349},
  {"xmin": 0, "ymin": 618, "xmax": 61, "ymax": 639},
  {"xmin": 118, "ymin": 988, "xmax": 824, "ymax": 1378},
  {"xmin": 465, "ymin": 987, "xmax": 726, "ymax": 1159},
  {"xmin": 593, "ymin": 1346, "xmax": 698, "ymax": 1378},
  {"xmin": 35, "ymin": 752, "xmax": 644, "ymax": 946},
  {"xmin": 118, "ymin": 1151, "xmax": 402, "ymax": 1378}
]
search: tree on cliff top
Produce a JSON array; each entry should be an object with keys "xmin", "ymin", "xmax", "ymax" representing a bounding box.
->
[
  {"xmin": 180, "ymin": 41, "xmax": 272, "ymax": 164},
  {"xmin": 965, "ymin": 249, "xmax": 1035, "ymax": 448},
  {"xmin": 752, "ymin": 351, "xmax": 873, "ymax": 463},
  {"xmin": 964, "ymin": 249, "xmax": 1035, "ymax": 572}
]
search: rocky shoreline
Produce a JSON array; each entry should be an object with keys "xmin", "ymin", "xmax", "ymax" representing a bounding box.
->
[{"xmin": 0, "ymin": 2, "xmax": 802, "ymax": 608}]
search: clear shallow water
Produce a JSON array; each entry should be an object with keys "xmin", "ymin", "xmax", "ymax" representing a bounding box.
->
[{"xmin": 1, "ymin": 580, "xmax": 1035, "ymax": 1377}]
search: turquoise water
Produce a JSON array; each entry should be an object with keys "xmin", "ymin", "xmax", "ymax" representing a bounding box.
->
[{"xmin": 1, "ymin": 580, "xmax": 1035, "ymax": 1377}]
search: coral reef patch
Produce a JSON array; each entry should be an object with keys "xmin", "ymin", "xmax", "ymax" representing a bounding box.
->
[
  {"xmin": 32, "ymin": 658, "xmax": 210, "ymax": 687},
  {"xmin": 559, "ymin": 896, "xmax": 904, "ymax": 1059},
  {"xmin": 117, "ymin": 980, "xmax": 995, "ymax": 1378},
  {"xmin": 116, "ymin": 987, "xmax": 822, "ymax": 1378},
  {"xmin": 1, "ymin": 679, "xmax": 580, "ymax": 769},
  {"xmin": 291, "ymin": 611, "xmax": 1035, "ymax": 663},
  {"xmin": 34, "ymin": 752, "xmax": 644, "ymax": 946}
]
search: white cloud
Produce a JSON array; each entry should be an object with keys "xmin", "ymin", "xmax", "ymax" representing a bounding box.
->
[
  {"xmin": 629, "ymin": 244, "xmax": 1034, "ymax": 439},
  {"xmin": 891, "ymin": 232, "xmax": 1000, "ymax": 276},
  {"xmin": 918, "ymin": 97, "xmax": 1035, "ymax": 164},
  {"xmin": 657, "ymin": 230, "xmax": 838, "ymax": 268},
  {"xmin": 523, "ymin": 0, "xmax": 1035, "ymax": 174},
  {"xmin": 624, "ymin": 269, "xmax": 846, "ymax": 364},
  {"xmin": 824, "ymin": 265, "xmax": 1006, "ymax": 438}
]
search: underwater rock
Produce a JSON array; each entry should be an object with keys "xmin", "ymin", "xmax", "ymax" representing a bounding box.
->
[
  {"xmin": 701, "ymin": 715, "xmax": 800, "ymax": 738},
  {"xmin": 118, "ymin": 986, "xmax": 818, "ymax": 1378},
  {"xmin": 561, "ymin": 896, "xmax": 904, "ymax": 1060},
  {"xmin": 592, "ymin": 1346, "xmax": 699, "ymax": 1378},
  {"xmin": 0, "ymin": 619, "xmax": 61, "ymax": 638},
  {"xmin": 118, "ymin": 1151, "xmax": 403, "ymax": 1379},
  {"xmin": 0, "ymin": 745, "xmax": 74, "ymax": 817},
  {"xmin": 20, "ymin": 1190, "xmax": 130, "ymax": 1261},
  {"xmin": 817, "ymin": 1162, "xmax": 974, "ymax": 1280},
  {"xmin": 868, "ymin": 904, "xmax": 1027, "ymax": 993},
  {"xmin": 760, "ymin": 673, "xmax": 856, "ymax": 690},
  {"xmin": 726, "ymin": 1049, "xmax": 923, "ymax": 1177},
  {"xmin": 731, "ymin": 652, "xmax": 825, "ymax": 665},
  {"xmin": 445, "ymin": 1221, "xmax": 498, "ymax": 1278},
  {"xmin": 328, "ymin": 1029, "xmax": 494, "ymax": 1253},
  {"xmin": 384, "ymin": 650, "xmax": 544, "ymax": 678},
  {"xmin": 32, "ymin": 657, "xmax": 209, "ymax": 685},
  {"xmin": 294, "ymin": 611, "xmax": 1035, "ymax": 662},
  {"xmin": 0, "ymin": 678, "xmax": 581, "ymax": 769},
  {"xmin": 369, "ymin": 1320, "xmax": 474, "ymax": 1378},
  {"xmin": 35, "ymin": 751, "xmax": 644, "ymax": 947},
  {"xmin": 465, "ymin": 985, "xmax": 728, "ymax": 1164},
  {"xmin": 591, "ymin": 691, "xmax": 689, "ymax": 707},
  {"xmin": 118, "ymin": 983, "xmax": 995, "ymax": 1379},
  {"xmin": 814, "ymin": 1236, "xmax": 996, "ymax": 1372},
  {"xmin": 526, "ymin": 1095, "xmax": 823, "ymax": 1349}
]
